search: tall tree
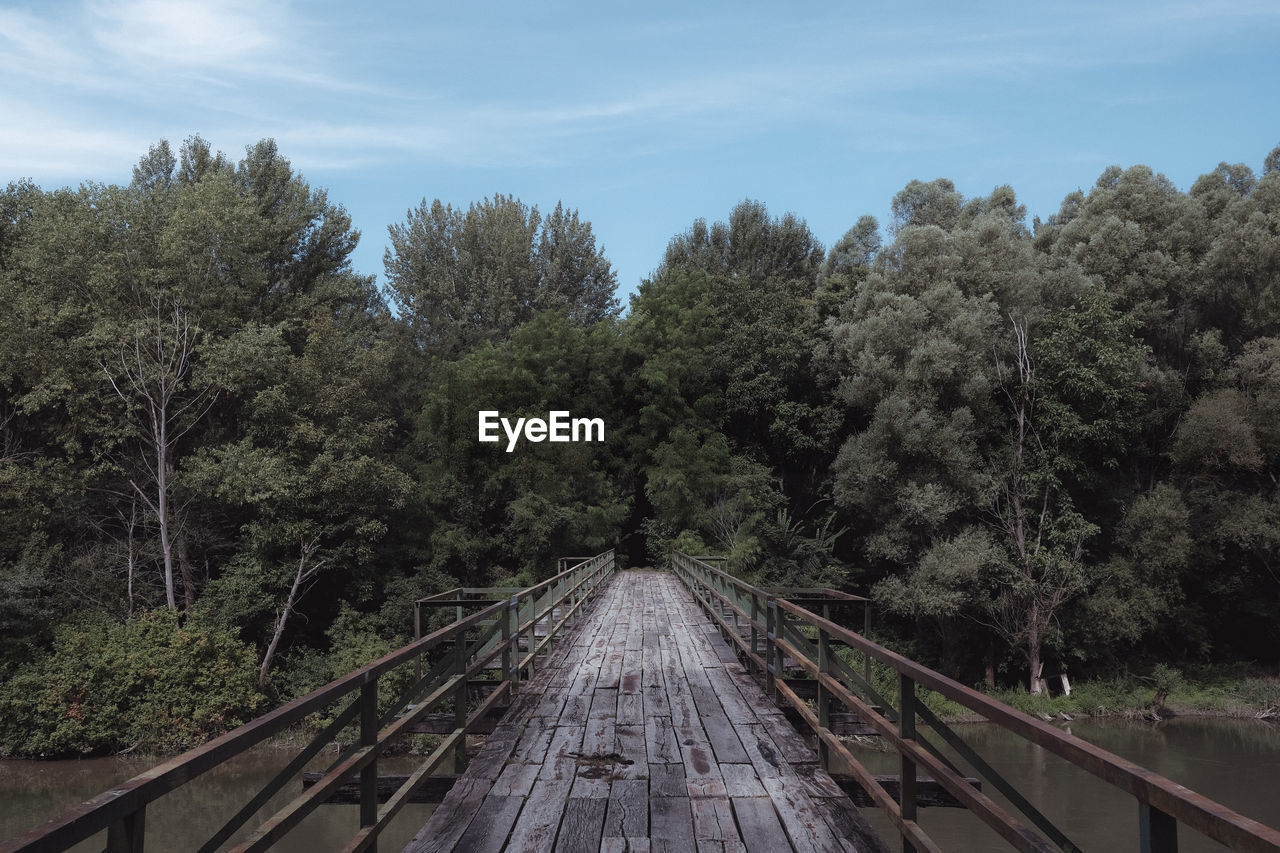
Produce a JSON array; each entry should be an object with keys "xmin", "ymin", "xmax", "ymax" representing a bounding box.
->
[{"xmin": 384, "ymin": 194, "xmax": 619, "ymax": 359}]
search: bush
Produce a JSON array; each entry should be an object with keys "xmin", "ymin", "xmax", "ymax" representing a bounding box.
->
[
  {"xmin": 0, "ymin": 610, "xmax": 263, "ymax": 757},
  {"xmin": 271, "ymin": 604, "xmax": 417, "ymax": 732}
]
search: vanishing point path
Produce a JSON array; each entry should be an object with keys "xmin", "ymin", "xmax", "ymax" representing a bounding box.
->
[{"xmin": 405, "ymin": 570, "xmax": 886, "ymax": 853}]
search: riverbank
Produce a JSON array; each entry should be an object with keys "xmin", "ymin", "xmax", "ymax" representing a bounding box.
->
[{"xmin": 966, "ymin": 666, "xmax": 1280, "ymax": 722}]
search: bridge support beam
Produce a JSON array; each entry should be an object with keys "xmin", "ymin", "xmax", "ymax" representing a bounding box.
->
[
  {"xmin": 899, "ymin": 672, "xmax": 918, "ymax": 853},
  {"xmin": 106, "ymin": 807, "xmax": 145, "ymax": 853},
  {"xmin": 360, "ymin": 677, "xmax": 379, "ymax": 850},
  {"xmin": 1140, "ymin": 803, "xmax": 1178, "ymax": 853}
]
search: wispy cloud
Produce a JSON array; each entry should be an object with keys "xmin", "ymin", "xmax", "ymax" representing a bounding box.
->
[
  {"xmin": 0, "ymin": 96, "xmax": 148, "ymax": 179},
  {"xmin": 87, "ymin": 0, "xmax": 279, "ymax": 69}
]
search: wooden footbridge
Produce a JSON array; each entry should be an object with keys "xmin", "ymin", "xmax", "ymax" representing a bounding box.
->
[{"xmin": 5, "ymin": 551, "xmax": 1280, "ymax": 852}]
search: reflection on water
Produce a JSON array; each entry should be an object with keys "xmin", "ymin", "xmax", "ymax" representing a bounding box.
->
[
  {"xmin": 0, "ymin": 746, "xmax": 435, "ymax": 852},
  {"xmin": 843, "ymin": 716, "xmax": 1280, "ymax": 852},
  {"xmin": 3, "ymin": 719, "xmax": 1277, "ymax": 851}
]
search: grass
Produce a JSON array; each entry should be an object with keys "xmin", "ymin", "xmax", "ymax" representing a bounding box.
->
[
  {"xmin": 979, "ymin": 670, "xmax": 1280, "ymax": 720},
  {"xmin": 834, "ymin": 647, "xmax": 1280, "ymax": 721}
]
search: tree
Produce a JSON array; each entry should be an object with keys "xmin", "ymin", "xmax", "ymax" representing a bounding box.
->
[
  {"xmin": 412, "ymin": 311, "xmax": 631, "ymax": 582},
  {"xmin": 189, "ymin": 313, "xmax": 412, "ymax": 687},
  {"xmin": 384, "ymin": 194, "xmax": 619, "ymax": 359},
  {"xmin": 985, "ymin": 317, "xmax": 1095, "ymax": 694},
  {"xmin": 101, "ymin": 296, "xmax": 218, "ymax": 610}
]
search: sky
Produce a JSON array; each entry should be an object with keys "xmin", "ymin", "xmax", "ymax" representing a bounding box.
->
[{"xmin": 2, "ymin": 0, "xmax": 1279, "ymax": 304}]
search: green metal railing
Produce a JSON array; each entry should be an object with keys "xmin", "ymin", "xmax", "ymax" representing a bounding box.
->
[
  {"xmin": 2, "ymin": 550, "xmax": 615, "ymax": 853},
  {"xmin": 672, "ymin": 551, "xmax": 1280, "ymax": 853}
]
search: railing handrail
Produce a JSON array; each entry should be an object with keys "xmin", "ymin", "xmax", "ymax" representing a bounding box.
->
[
  {"xmin": 2, "ymin": 549, "xmax": 617, "ymax": 853},
  {"xmin": 671, "ymin": 550, "xmax": 1280, "ymax": 853}
]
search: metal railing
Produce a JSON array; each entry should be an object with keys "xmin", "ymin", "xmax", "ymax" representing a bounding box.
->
[
  {"xmin": 672, "ymin": 551, "xmax": 1280, "ymax": 853},
  {"xmin": 2, "ymin": 550, "xmax": 615, "ymax": 853}
]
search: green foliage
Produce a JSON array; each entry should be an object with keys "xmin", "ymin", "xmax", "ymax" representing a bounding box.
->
[
  {"xmin": 385, "ymin": 194, "xmax": 619, "ymax": 359},
  {"xmin": 272, "ymin": 604, "xmax": 415, "ymax": 722},
  {"xmin": 0, "ymin": 611, "xmax": 262, "ymax": 756},
  {"xmin": 9, "ymin": 133, "xmax": 1280, "ymax": 747},
  {"xmin": 414, "ymin": 311, "xmax": 631, "ymax": 581}
]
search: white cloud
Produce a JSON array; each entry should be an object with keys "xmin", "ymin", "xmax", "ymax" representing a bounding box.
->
[
  {"xmin": 87, "ymin": 0, "xmax": 279, "ymax": 69},
  {"xmin": 0, "ymin": 97, "xmax": 148, "ymax": 180}
]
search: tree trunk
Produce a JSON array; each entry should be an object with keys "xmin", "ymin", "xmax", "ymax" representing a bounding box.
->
[
  {"xmin": 258, "ymin": 544, "xmax": 322, "ymax": 689},
  {"xmin": 984, "ymin": 637, "xmax": 996, "ymax": 689},
  {"xmin": 178, "ymin": 534, "xmax": 196, "ymax": 610},
  {"xmin": 1029, "ymin": 643, "xmax": 1046, "ymax": 695},
  {"xmin": 154, "ymin": 442, "xmax": 177, "ymax": 611},
  {"xmin": 125, "ymin": 500, "xmax": 138, "ymax": 618}
]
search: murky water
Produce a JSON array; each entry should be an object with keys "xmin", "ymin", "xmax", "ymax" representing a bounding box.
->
[
  {"xmin": 2, "ymin": 718, "xmax": 1277, "ymax": 851},
  {"xmin": 0, "ymin": 746, "xmax": 436, "ymax": 852},
  {"xmin": 843, "ymin": 716, "xmax": 1280, "ymax": 851}
]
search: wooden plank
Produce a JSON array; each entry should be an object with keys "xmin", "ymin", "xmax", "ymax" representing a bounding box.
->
[
  {"xmin": 730, "ymin": 798, "xmax": 793, "ymax": 853},
  {"xmin": 649, "ymin": 796, "xmax": 694, "ymax": 848},
  {"xmin": 751, "ymin": 708, "xmax": 815, "ymax": 764},
  {"xmin": 649, "ymin": 764, "xmax": 687, "ymax": 798},
  {"xmin": 554, "ymin": 797, "xmax": 607, "ymax": 853},
  {"xmin": 701, "ymin": 714, "xmax": 750, "ymax": 764},
  {"xmin": 568, "ymin": 770, "xmax": 611, "ymax": 799},
  {"xmin": 502, "ymin": 778, "xmax": 573, "ymax": 853},
  {"xmin": 301, "ymin": 772, "xmax": 455, "ymax": 804},
  {"xmin": 616, "ymin": 693, "xmax": 644, "ymax": 726},
  {"xmin": 533, "ymin": 686, "xmax": 570, "ymax": 720},
  {"xmin": 451, "ymin": 795, "xmax": 522, "ymax": 853},
  {"xmin": 790, "ymin": 762, "xmax": 844, "ymax": 798},
  {"xmin": 719, "ymin": 765, "xmax": 765, "ymax": 798},
  {"xmin": 465, "ymin": 731, "xmax": 519, "ymax": 781},
  {"xmin": 810, "ymin": 796, "xmax": 892, "ymax": 853},
  {"xmin": 691, "ymin": 795, "xmax": 739, "ymax": 844},
  {"xmin": 704, "ymin": 666, "xmax": 756, "ymax": 721},
  {"xmin": 645, "ymin": 716, "xmax": 680, "ymax": 765},
  {"xmin": 403, "ymin": 777, "xmax": 490, "ymax": 853},
  {"xmin": 736, "ymin": 724, "xmax": 785, "ymax": 780},
  {"xmin": 758, "ymin": 775, "xmax": 830, "ymax": 853},
  {"xmin": 589, "ymin": 688, "xmax": 619, "ymax": 721},
  {"xmin": 512, "ymin": 718, "xmax": 555, "ymax": 765},
  {"xmin": 541, "ymin": 725, "xmax": 586, "ymax": 780},
  {"xmin": 580, "ymin": 717, "xmax": 615, "ymax": 758},
  {"xmin": 491, "ymin": 763, "xmax": 541, "ymax": 797},
  {"xmin": 602, "ymin": 778, "xmax": 648, "ymax": 837},
  {"xmin": 643, "ymin": 681, "xmax": 671, "ymax": 718},
  {"xmin": 674, "ymin": 721, "xmax": 722, "ymax": 783},
  {"xmin": 620, "ymin": 651, "xmax": 643, "ymax": 692},
  {"xmin": 601, "ymin": 838, "xmax": 650, "ymax": 853},
  {"xmin": 599, "ymin": 650, "xmax": 624, "ymax": 689},
  {"xmin": 615, "ymin": 725, "xmax": 647, "ymax": 775},
  {"xmin": 558, "ymin": 693, "xmax": 590, "ymax": 727}
]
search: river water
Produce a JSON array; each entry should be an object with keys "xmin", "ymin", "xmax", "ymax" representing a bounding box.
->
[
  {"xmin": 1, "ymin": 718, "xmax": 1277, "ymax": 851},
  {"xmin": 0, "ymin": 747, "xmax": 436, "ymax": 852},
  {"xmin": 845, "ymin": 716, "xmax": 1280, "ymax": 851}
]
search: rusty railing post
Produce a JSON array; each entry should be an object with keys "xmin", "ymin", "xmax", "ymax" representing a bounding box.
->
[
  {"xmin": 413, "ymin": 600, "xmax": 422, "ymax": 684},
  {"xmin": 454, "ymin": 625, "xmax": 469, "ymax": 771},
  {"xmin": 106, "ymin": 807, "xmax": 145, "ymax": 853},
  {"xmin": 899, "ymin": 672, "xmax": 917, "ymax": 853},
  {"xmin": 360, "ymin": 675, "xmax": 379, "ymax": 847},
  {"xmin": 1140, "ymin": 803, "xmax": 1178, "ymax": 853},
  {"xmin": 750, "ymin": 594, "xmax": 760, "ymax": 668},
  {"xmin": 504, "ymin": 595, "xmax": 517, "ymax": 690},
  {"xmin": 765, "ymin": 596, "xmax": 778, "ymax": 699},
  {"xmin": 818, "ymin": 625, "xmax": 832, "ymax": 772},
  {"xmin": 864, "ymin": 599, "xmax": 872, "ymax": 694}
]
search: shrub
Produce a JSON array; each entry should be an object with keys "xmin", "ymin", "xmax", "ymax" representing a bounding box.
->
[{"xmin": 0, "ymin": 610, "xmax": 263, "ymax": 757}]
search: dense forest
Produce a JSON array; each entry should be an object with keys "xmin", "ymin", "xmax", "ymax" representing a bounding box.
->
[{"xmin": 2, "ymin": 137, "xmax": 1279, "ymax": 755}]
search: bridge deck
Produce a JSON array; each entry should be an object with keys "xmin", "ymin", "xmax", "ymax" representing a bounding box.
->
[{"xmin": 404, "ymin": 570, "xmax": 887, "ymax": 853}]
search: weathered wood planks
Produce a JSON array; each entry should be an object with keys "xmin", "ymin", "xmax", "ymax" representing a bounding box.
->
[{"xmin": 402, "ymin": 571, "xmax": 889, "ymax": 853}]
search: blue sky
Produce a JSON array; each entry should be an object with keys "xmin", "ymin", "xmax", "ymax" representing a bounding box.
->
[{"xmin": 3, "ymin": 1, "xmax": 1278, "ymax": 303}]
